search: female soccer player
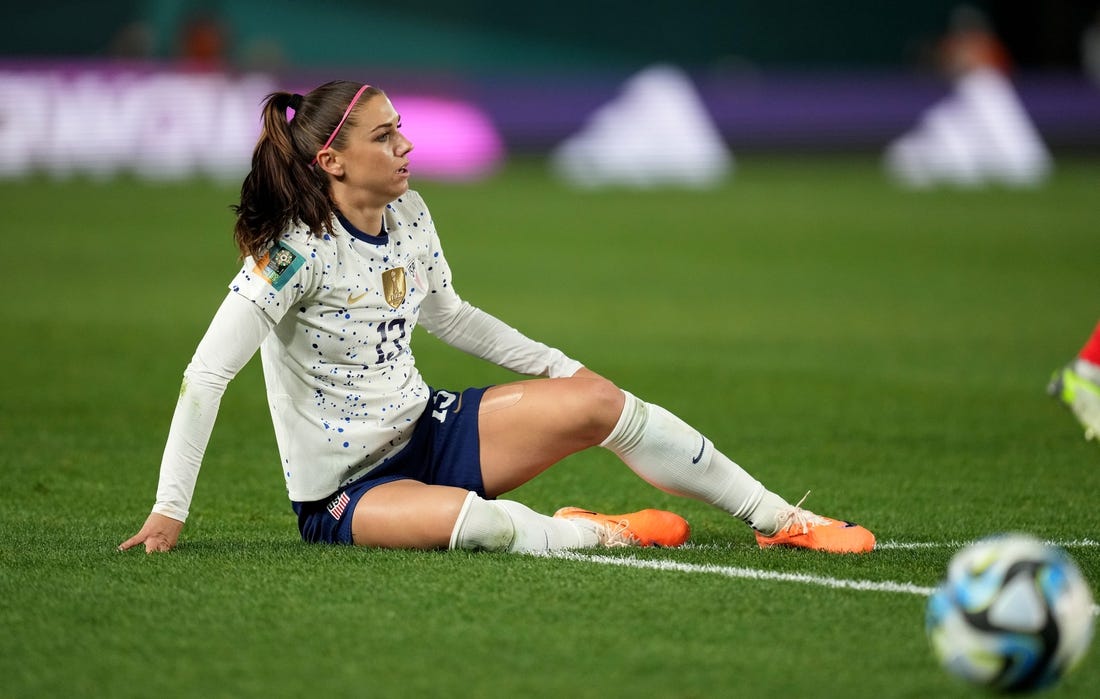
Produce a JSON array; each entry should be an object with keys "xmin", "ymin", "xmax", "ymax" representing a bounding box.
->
[{"xmin": 119, "ymin": 81, "xmax": 875, "ymax": 555}]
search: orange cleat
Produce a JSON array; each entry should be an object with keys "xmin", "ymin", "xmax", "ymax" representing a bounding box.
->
[
  {"xmin": 754, "ymin": 493, "xmax": 875, "ymax": 554},
  {"xmin": 554, "ymin": 507, "xmax": 691, "ymax": 548}
]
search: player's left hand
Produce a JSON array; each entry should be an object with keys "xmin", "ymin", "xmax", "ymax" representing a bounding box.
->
[{"xmin": 118, "ymin": 512, "xmax": 185, "ymax": 554}]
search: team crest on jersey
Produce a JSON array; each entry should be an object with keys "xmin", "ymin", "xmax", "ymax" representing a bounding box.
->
[
  {"xmin": 382, "ymin": 266, "xmax": 406, "ymax": 308},
  {"xmin": 254, "ymin": 241, "xmax": 304, "ymax": 291}
]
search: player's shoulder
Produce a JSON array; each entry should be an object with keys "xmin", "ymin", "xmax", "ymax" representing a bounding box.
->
[
  {"xmin": 385, "ymin": 190, "xmax": 432, "ymax": 223},
  {"xmin": 254, "ymin": 225, "xmax": 333, "ymax": 277},
  {"xmin": 278, "ymin": 223, "xmax": 326, "ymax": 250},
  {"xmin": 384, "ymin": 191, "xmax": 437, "ymax": 246},
  {"xmin": 238, "ymin": 227, "xmax": 317, "ymax": 294},
  {"xmin": 395, "ymin": 189, "xmax": 428, "ymax": 209},
  {"xmin": 270, "ymin": 223, "xmax": 339, "ymax": 263}
]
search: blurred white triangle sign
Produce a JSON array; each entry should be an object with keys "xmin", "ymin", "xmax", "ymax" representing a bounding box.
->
[
  {"xmin": 885, "ymin": 68, "xmax": 1052, "ymax": 188},
  {"xmin": 551, "ymin": 64, "xmax": 733, "ymax": 188}
]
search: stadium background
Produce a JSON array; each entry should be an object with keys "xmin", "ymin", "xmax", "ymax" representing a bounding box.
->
[{"xmin": 2, "ymin": 1, "xmax": 1099, "ymax": 163}]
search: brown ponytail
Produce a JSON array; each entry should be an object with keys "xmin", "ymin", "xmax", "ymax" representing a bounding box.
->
[{"xmin": 232, "ymin": 81, "xmax": 381, "ymax": 260}]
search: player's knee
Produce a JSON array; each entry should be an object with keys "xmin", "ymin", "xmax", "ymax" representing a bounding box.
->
[{"xmin": 570, "ymin": 377, "xmax": 627, "ymax": 445}]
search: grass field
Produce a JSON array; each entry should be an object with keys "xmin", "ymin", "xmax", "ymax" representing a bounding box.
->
[{"xmin": 1, "ymin": 156, "xmax": 1098, "ymax": 698}]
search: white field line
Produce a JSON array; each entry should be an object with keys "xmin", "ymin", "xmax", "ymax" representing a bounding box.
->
[
  {"xmin": 549, "ymin": 550, "xmax": 938, "ymax": 595},
  {"xmin": 546, "ymin": 544, "xmax": 1100, "ymax": 616}
]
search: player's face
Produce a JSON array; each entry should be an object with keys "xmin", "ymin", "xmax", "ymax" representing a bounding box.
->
[{"xmin": 331, "ymin": 95, "xmax": 413, "ymax": 203}]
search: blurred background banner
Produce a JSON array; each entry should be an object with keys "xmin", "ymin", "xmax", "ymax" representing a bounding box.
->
[
  {"xmin": 1, "ymin": 1, "xmax": 1098, "ymax": 182},
  {"xmin": 0, "ymin": 66, "xmax": 275, "ymax": 181}
]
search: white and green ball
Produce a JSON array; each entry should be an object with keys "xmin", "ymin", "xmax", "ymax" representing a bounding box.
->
[{"xmin": 926, "ymin": 533, "xmax": 1095, "ymax": 693}]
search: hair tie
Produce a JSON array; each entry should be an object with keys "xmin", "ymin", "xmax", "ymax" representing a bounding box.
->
[{"xmin": 288, "ymin": 93, "xmax": 304, "ymax": 111}]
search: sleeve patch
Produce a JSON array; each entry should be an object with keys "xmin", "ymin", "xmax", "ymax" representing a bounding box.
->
[{"xmin": 254, "ymin": 242, "xmax": 305, "ymax": 291}]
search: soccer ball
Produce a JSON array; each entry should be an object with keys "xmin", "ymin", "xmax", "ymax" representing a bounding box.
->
[{"xmin": 926, "ymin": 533, "xmax": 1095, "ymax": 693}]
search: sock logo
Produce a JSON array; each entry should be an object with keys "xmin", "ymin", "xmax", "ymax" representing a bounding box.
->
[{"xmin": 691, "ymin": 435, "xmax": 706, "ymax": 464}]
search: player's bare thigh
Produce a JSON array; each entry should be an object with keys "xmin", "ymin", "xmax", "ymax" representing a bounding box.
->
[
  {"xmin": 349, "ymin": 378, "xmax": 625, "ymax": 548},
  {"xmin": 478, "ymin": 376, "xmax": 625, "ymax": 496},
  {"xmin": 351, "ymin": 479, "xmax": 469, "ymax": 549}
]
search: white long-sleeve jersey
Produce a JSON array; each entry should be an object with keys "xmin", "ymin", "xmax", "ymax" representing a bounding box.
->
[{"xmin": 152, "ymin": 191, "xmax": 582, "ymax": 521}]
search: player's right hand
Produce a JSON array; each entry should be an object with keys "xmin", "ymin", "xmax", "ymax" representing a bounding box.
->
[{"xmin": 118, "ymin": 512, "xmax": 185, "ymax": 553}]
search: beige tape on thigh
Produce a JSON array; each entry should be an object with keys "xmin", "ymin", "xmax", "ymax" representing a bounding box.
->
[{"xmin": 478, "ymin": 384, "xmax": 525, "ymax": 415}]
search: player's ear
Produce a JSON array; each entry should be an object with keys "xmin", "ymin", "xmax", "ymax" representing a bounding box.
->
[{"xmin": 315, "ymin": 149, "xmax": 343, "ymax": 176}]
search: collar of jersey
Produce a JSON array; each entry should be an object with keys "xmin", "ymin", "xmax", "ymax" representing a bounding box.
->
[{"xmin": 334, "ymin": 208, "xmax": 388, "ymax": 246}]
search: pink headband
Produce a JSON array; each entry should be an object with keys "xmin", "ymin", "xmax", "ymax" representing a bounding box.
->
[{"xmin": 310, "ymin": 84, "xmax": 371, "ymax": 166}]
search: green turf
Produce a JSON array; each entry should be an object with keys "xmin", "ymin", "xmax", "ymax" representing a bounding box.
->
[{"xmin": 1, "ymin": 156, "xmax": 1098, "ymax": 698}]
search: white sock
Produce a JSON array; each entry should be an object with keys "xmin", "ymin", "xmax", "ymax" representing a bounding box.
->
[
  {"xmin": 448, "ymin": 492, "xmax": 603, "ymax": 553},
  {"xmin": 1075, "ymin": 358, "xmax": 1100, "ymax": 384},
  {"xmin": 601, "ymin": 391, "xmax": 790, "ymax": 535}
]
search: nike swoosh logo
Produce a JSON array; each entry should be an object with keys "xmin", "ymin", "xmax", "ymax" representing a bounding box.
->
[
  {"xmin": 347, "ymin": 291, "xmax": 368, "ymax": 305},
  {"xmin": 691, "ymin": 435, "xmax": 706, "ymax": 464}
]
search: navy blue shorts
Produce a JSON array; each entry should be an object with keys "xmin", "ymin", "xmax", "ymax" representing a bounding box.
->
[{"xmin": 292, "ymin": 386, "xmax": 489, "ymax": 545}]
